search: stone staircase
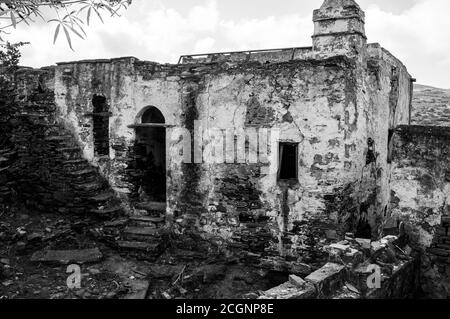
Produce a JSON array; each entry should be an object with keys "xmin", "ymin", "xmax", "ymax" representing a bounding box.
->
[
  {"xmin": 2, "ymin": 75, "xmax": 168, "ymax": 260},
  {"xmin": 113, "ymin": 201, "xmax": 167, "ymax": 260},
  {"xmin": 5, "ymin": 87, "xmax": 125, "ymax": 218}
]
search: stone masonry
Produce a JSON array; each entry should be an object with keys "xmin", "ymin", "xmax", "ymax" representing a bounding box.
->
[{"xmin": 3, "ymin": 0, "xmax": 450, "ymax": 299}]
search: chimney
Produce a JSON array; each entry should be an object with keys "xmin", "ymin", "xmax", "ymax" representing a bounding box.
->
[{"xmin": 312, "ymin": 0, "xmax": 367, "ymax": 59}]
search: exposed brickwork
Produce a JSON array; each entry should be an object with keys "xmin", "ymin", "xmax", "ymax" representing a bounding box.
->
[
  {"xmin": 390, "ymin": 125, "xmax": 450, "ymax": 297},
  {"xmin": 0, "ymin": 68, "xmax": 124, "ymax": 218}
]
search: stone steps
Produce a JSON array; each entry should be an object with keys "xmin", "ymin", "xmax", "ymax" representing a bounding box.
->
[
  {"xmin": 130, "ymin": 216, "xmax": 165, "ymax": 224},
  {"xmin": 90, "ymin": 192, "xmax": 114, "ymax": 203},
  {"xmin": 73, "ymin": 181, "xmax": 106, "ymax": 192},
  {"xmin": 117, "ymin": 241, "xmax": 161, "ymax": 252},
  {"xmin": 91, "ymin": 205, "xmax": 123, "ymax": 217},
  {"xmin": 44, "ymin": 135, "xmax": 74, "ymax": 142},
  {"xmin": 124, "ymin": 226, "xmax": 159, "ymax": 237},
  {"xmin": 68, "ymin": 168, "xmax": 98, "ymax": 177},
  {"xmin": 135, "ymin": 201, "xmax": 166, "ymax": 211}
]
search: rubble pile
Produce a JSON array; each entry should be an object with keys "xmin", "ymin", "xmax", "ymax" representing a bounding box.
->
[{"xmin": 256, "ymin": 233, "xmax": 418, "ymax": 299}]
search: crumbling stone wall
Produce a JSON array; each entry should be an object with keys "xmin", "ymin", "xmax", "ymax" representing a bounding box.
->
[
  {"xmin": 0, "ymin": 67, "xmax": 123, "ymax": 217},
  {"xmin": 390, "ymin": 125, "xmax": 450, "ymax": 298},
  {"xmin": 178, "ymin": 57, "xmax": 369, "ymax": 268},
  {"xmin": 50, "ymin": 51, "xmax": 412, "ymax": 269},
  {"xmin": 41, "ymin": 0, "xmax": 413, "ymax": 272},
  {"xmin": 362, "ymin": 44, "xmax": 413, "ymax": 239}
]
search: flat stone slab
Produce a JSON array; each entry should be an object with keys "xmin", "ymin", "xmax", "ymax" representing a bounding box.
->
[
  {"xmin": 122, "ymin": 279, "xmax": 149, "ymax": 299},
  {"xmin": 306, "ymin": 263, "xmax": 345, "ymax": 283},
  {"xmin": 91, "ymin": 206, "xmax": 122, "ymax": 215},
  {"xmin": 124, "ymin": 227, "xmax": 159, "ymax": 237},
  {"xmin": 289, "ymin": 275, "xmax": 307, "ymax": 288},
  {"xmin": 135, "ymin": 202, "xmax": 166, "ymax": 211},
  {"xmin": 90, "ymin": 192, "xmax": 113, "ymax": 202},
  {"xmin": 130, "ymin": 216, "xmax": 165, "ymax": 224},
  {"xmin": 261, "ymin": 281, "xmax": 316, "ymax": 299},
  {"xmin": 329, "ymin": 243, "xmax": 351, "ymax": 252},
  {"xmin": 305, "ymin": 263, "xmax": 346, "ymax": 297},
  {"xmin": 68, "ymin": 168, "xmax": 96, "ymax": 176},
  {"xmin": 117, "ymin": 241, "xmax": 160, "ymax": 252},
  {"xmin": 355, "ymin": 238, "xmax": 371, "ymax": 249},
  {"xmin": 31, "ymin": 248, "xmax": 103, "ymax": 265}
]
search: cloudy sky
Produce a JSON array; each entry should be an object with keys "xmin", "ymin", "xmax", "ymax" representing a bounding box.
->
[{"xmin": 7, "ymin": 0, "xmax": 450, "ymax": 88}]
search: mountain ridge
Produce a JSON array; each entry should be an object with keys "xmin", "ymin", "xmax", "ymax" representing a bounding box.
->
[{"xmin": 411, "ymin": 84, "xmax": 450, "ymax": 126}]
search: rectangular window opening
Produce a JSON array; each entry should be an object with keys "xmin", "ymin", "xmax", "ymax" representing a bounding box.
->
[
  {"xmin": 387, "ymin": 129, "xmax": 394, "ymax": 164},
  {"xmin": 278, "ymin": 142, "xmax": 298, "ymax": 182}
]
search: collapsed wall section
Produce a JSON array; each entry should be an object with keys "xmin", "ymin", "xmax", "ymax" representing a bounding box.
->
[{"xmin": 390, "ymin": 125, "xmax": 450, "ymax": 298}]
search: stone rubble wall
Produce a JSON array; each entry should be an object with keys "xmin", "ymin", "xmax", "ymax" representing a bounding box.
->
[
  {"xmin": 390, "ymin": 125, "xmax": 450, "ymax": 298},
  {"xmin": 0, "ymin": 67, "xmax": 124, "ymax": 218},
  {"xmin": 257, "ymin": 233, "xmax": 418, "ymax": 299},
  {"xmin": 51, "ymin": 42, "xmax": 413, "ymax": 270}
]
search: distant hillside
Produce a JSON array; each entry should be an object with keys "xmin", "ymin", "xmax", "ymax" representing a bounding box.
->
[{"xmin": 412, "ymin": 84, "xmax": 450, "ymax": 126}]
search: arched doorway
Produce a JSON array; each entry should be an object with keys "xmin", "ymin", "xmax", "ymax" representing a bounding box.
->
[{"xmin": 132, "ymin": 106, "xmax": 166, "ymax": 202}]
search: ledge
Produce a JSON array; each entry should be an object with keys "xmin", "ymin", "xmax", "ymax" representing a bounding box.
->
[
  {"xmin": 312, "ymin": 31, "xmax": 367, "ymax": 40},
  {"xmin": 128, "ymin": 124, "xmax": 175, "ymax": 129}
]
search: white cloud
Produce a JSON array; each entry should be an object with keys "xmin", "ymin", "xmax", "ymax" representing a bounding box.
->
[
  {"xmin": 219, "ymin": 14, "xmax": 312, "ymax": 50},
  {"xmin": 193, "ymin": 37, "xmax": 216, "ymax": 53},
  {"xmin": 365, "ymin": 0, "xmax": 450, "ymax": 88},
  {"xmin": 4, "ymin": 0, "xmax": 450, "ymax": 88}
]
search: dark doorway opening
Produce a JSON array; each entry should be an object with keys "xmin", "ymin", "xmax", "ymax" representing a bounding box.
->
[
  {"xmin": 92, "ymin": 95, "xmax": 110, "ymax": 157},
  {"xmin": 134, "ymin": 107, "xmax": 166, "ymax": 202}
]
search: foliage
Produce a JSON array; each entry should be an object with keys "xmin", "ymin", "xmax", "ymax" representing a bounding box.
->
[
  {"xmin": 0, "ymin": 41, "xmax": 27, "ymax": 71},
  {"xmin": 0, "ymin": 0, "xmax": 132, "ymax": 50}
]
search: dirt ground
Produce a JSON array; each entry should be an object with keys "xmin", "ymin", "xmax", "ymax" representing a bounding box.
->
[{"xmin": 0, "ymin": 205, "xmax": 285, "ymax": 299}]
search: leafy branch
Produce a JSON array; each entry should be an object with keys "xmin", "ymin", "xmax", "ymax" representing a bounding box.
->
[{"xmin": 0, "ymin": 0, "xmax": 132, "ymax": 50}]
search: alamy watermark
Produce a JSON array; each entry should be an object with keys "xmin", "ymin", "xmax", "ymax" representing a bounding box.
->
[
  {"xmin": 66, "ymin": 264, "xmax": 81, "ymax": 289},
  {"xmin": 366, "ymin": 264, "xmax": 381, "ymax": 289},
  {"xmin": 170, "ymin": 121, "xmax": 281, "ymax": 173}
]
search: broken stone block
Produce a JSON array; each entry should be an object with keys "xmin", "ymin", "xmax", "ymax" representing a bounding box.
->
[
  {"xmin": 355, "ymin": 238, "xmax": 371, "ymax": 249},
  {"xmin": 0, "ymin": 258, "xmax": 9, "ymax": 265},
  {"xmin": 289, "ymin": 275, "xmax": 307, "ymax": 288},
  {"xmin": 381, "ymin": 235, "xmax": 398, "ymax": 245},
  {"xmin": 31, "ymin": 248, "xmax": 103, "ymax": 265},
  {"xmin": 123, "ymin": 279, "xmax": 149, "ymax": 299},
  {"xmin": 346, "ymin": 262, "xmax": 373, "ymax": 294},
  {"xmin": 325, "ymin": 230, "xmax": 338, "ymax": 240},
  {"xmin": 329, "ymin": 243, "xmax": 351, "ymax": 252},
  {"xmin": 371, "ymin": 241, "xmax": 385, "ymax": 252},
  {"xmin": 305, "ymin": 263, "xmax": 346, "ymax": 297},
  {"xmin": 342, "ymin": 248, "xmax": 364, "ymax": 266},
  {"xmin": 27, "ymin": 232, "xmax": 43, "ymax": 242},
  {"xmin": 261, "ymin": 281, "xmax": 316, "ymax": 299}
]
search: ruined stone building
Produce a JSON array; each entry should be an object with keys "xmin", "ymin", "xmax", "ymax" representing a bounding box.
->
[{"xmin": 1, "ymin": 0, "xmax": 449, "ymax": 298}]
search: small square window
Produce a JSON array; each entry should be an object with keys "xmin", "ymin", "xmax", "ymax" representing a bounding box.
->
[{"xmin": 278, "ymin": 143, "xmax": 298, "ymax": 181}]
